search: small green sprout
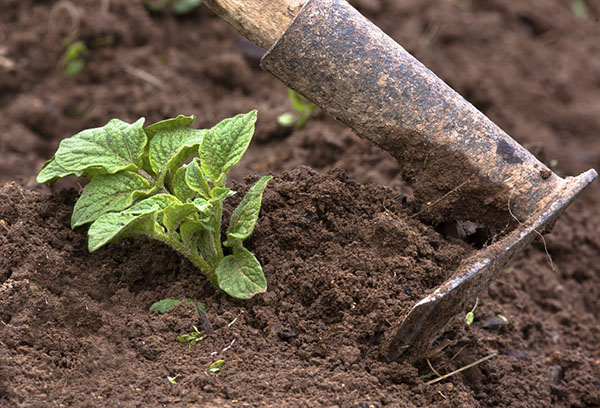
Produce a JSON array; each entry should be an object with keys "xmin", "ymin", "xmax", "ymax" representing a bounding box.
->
[
  {"xmin": 167, "ymin": 374, "xmax": 182, "ymax": 384},
  {"xmin": 37, "ymin": 111, "xmax": 272, "ymax": 299},
  {"xmin": 60, "ymin": 40, "xmax": 88, "ymax": 77},
  {"xmin": 465, "ymin": 312, "xmax": 474, "ymax": 326},
  {"xmin": 571, "ymin": 0, "xmax": 589, "ymax": 20},
  {"xmin": 465, "ymin": 297, "xmax": 478, "ymax": 326},
  {"xmin": 496, "ymin": 314, "xmax": 508, "ymax": 323},
  {"xmin": 208, "ymin": 360, "xmax": 225, "ymax": 374},
  {"xmin": 177, "ymin": 325, "xmax": 207, "ymax": 348},
  {"xmin": 277, "ymin": 89, "xmax": 317, "ymax": 130}
]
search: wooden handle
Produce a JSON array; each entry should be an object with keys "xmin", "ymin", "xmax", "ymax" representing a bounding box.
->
[{"xmin": 202, "ymin": 0, "xmax": 306, "ymax": 49}]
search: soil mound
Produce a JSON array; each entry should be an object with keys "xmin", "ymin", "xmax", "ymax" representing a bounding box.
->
[{"xmin": 1, "ymin": 168, "xmax": 474, "ymax": 406}]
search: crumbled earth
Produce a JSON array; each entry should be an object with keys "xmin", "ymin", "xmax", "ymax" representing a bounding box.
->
[
  {"xmin": 1, "ymin": 0, "xmax": 599, "ymax": 406},
  {"xmin": 1, "ymin": 168, "xmax": 473, "ymax": 406}
]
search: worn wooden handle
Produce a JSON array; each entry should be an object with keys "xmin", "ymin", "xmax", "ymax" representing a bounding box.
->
[{"xmin": 202, "ymin": 0, "xmax": 306, "ymax": 49}]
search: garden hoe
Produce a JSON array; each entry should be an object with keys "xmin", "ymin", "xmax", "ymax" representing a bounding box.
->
[{"xmin": 202, "ymin": 0, "xmax": 597, "ymax": 360}]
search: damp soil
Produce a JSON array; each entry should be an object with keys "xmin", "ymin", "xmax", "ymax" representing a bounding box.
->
[
  {"xmin": 0, "ymin": 168, "xmax": 474, "ymax": 406},
  {"xmin": 1, "ymin": 0, "xmax": 600, "ymax": 407}
]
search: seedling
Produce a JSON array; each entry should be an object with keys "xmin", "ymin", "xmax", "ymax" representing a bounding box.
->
[
  {"xmin": 465, "ymin": 297, "xmax": 478, "ymax": 326},
  {"xmin": 167, "ymin": 374, "xmax": 182, "ymax": 384},
  {"xmin": 177, "ymin": 325, "xmax": 207, "ymax": 348},
  {"xmin": 208, "ymin": 359, "xmax": 225, "ymax": 374},
  {"xmin": 37, "ymin": 111, "xmax": 272, "ymax": 299},
  {"xmin": 277, "ymin": 89, "xmax": 317, "ymax": 130},
  {"xmin": 571, "ymin": 0, "xmax": 589, "ymax": 20},
  {"xmin": 59, "ymin": 40, "xmax": 88, "ymax": 77}
]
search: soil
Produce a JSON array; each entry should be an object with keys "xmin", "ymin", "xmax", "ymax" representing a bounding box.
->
[{"xmin": 1, "ymin": 0, "xmax": 599, "ymax": 407}]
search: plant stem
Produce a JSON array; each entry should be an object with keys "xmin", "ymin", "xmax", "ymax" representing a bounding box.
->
[
  {"xmin": 212, "ymin": 201, "xmax": 224, "ymax": 259},
  {"xmin": 147, "ymin": 229, "xmax": 218, "ymax": 287},
  {"xmin": 138, "ymin": 168, "xmax": 157, "ymax": 186},
  {"xmin": 211, "ymin": 178, "xmax": 226, "ymax": 260}
]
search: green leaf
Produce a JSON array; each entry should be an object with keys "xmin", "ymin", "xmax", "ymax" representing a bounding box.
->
[
  {"xmin": 88, "ymin": 210, "xmax": 158, "ymax": 252},
  {"xmin": 180, "ymin": 221, "xmax": 218, "ymax": 266},
  {"xmin": 145, "ymin": 115, "xmax": 195, "ymax": 142},
  {"xmin": 53, "ymin": 118, "xmax": 147, "ymax": 175},
  {"xmin": 65, "ymin": 59, "xmax": 85, "ymax": 76},
  {"xmin": 149, "ymin": 298, "xmax": 183, "ymax": 313},
  {"xmin": 465, "ymin": 312, "xmax": 474, "ymax": 325},
  {"xmin": 147, "ymin": 115, "xmax": 205, "ymax": 177},
  {"xmin": 184, "ymin": 298, "xmax": 207, "ymax": 313},
  {"xmin": 173, "ymin": 0, "xmax": 202, "ymax": 14},
  {"xmin": 216, "ymin": 245, "xmax": 267, "ymax": 299},
  {"xmin": 210, "ymin": 187, "xmax": 232, "ymax": 203},
  {"xmin": 71, "ymin": 171, "xmax": 152, "ymax": 228},
  {"xmin": 572, "ymin": 0, "xmax": 589, "ymax": 20},
  {"xmin": 288, "ymin": 89, "xmax": 308, "ymax": 112},
  {"xmin": 149, "ymin": 298, "xmax": 205, "ymax": 314},
  {"xmin": 208, "ymin": 360, "xmax": 224, "ymax": 374},
  {"xmin": 180, "ymin": 221, "xmax": 210, "ymax": 245},
  {"xmin": 163, "ymin": 202, "xmax": 198, "ymax": 232},
  {"xmin": 167, "ymin": 374, "xmax": 181, "ymax": 384},
  {"xmin": 127, "ymin": 194, "xmax": 179, "ymax": 214},
  {"xmin": 37, "ymin": 157, "xmax": 81, "ymax": 183},
  {"xmin": 177, "ymin": 334, "xmax": 196, "ymax": 343},
  {"xmin": 277, "ymin": 112, "xmax": 296, "ymax": 127},
  {"xmin": 185, "ymin": 158, "xmax": 211, "ymax": 199},
  {"xmin": 172, "ymin": 166, "xmax": 195, "ymax": 202},
  {"xmin": 59, "ymin": 41, "xmax": 87, "ymax": 67},
  {"xmin": 200, "ymin": 111, "xmax": 257, "ymax": 184},
  {"xmin": 226, "ymin": 176, "xmax": 272, "ymax": 243},
  {"xmin": 192, "ymin": 197, "xmax": 212, "ymax": 216},
  {"xmin": 87, "ymin": 195, "xmax": 174, "ymax": 251}
]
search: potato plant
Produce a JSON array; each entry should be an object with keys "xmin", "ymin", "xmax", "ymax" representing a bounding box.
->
[{"xmin": 37, "ymin": 111, "xmax": 271, "ymax": 299}]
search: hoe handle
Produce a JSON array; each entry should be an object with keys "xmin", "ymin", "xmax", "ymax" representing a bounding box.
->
[{"xmin": 202, "ymin": 0, "xmax": 306, "ymax": 49}]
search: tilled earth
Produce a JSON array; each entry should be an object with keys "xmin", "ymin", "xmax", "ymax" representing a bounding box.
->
[{"xmin": 1, "ymin": 0, "xmax": 599, "ymax": 406}]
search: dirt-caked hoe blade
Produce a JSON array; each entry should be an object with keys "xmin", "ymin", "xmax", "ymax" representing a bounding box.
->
[{"xmin": 203, "ymin": 0, "xmax": 597, "ymax": 360}]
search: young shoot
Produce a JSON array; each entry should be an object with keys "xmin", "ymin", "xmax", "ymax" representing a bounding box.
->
[
  {"xmin": 465, "ymin": 297, "xmax": 478, "ymax": 326},
  {"xmin": 208, "ymin": 359, "xmax": 225, "ymax": 374},
  {"xmin": 60, "ymin": 40, "xmax": 88, "ymax": 77},
  {"xmin": 37, "ymin": 111, "xmax": 272, "ymax": 299},
  {"xmin": 177, "ymin": 326, "xmax": 207, "ymax": 348},
  {"xmin": 277, "ymin": 89, "xmax": 317, "ymax": 130}
]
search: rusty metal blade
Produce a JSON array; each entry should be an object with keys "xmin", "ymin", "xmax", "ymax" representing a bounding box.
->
[{"xmin": 260, "ymin": 0, "xmax": 597, "ymax": 359}]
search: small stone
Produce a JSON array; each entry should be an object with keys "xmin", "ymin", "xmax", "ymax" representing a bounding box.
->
[
  {"xmin": 277, "ymin": 329, "xmax": 298, "ymax": 341},
  {"xmin": 474, "ymin": 316, "xmax": 508, "ymax": 330},
  {"xmin": 505, "ymin": 347, "xmax": 529, "ymax": 361}
]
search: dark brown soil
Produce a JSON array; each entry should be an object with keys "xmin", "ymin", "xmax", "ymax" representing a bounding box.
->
[
  {"xmin": 1, "ymin": 0, "xmax": 599, "ymax": 407},
  {"xmin": 0, "ymin": 168, "xmax": 472, "ymax": 406}
]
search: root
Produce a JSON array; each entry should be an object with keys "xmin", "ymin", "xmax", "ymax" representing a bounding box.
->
[
  {"xmin": 124, "ymin": 64, "xmax": 165, "ymax": 89},
  {"xmin": 412, "ymin": 179, "xmax": 470, "ymax": 218},
  {"xmin": 425, "ymin": 352, "xmax": 497, "ymax": 385},
  {"xmin": 507, "ymin": 188, "xmax": 555, "ymax": 271},
  {"xmin": 49, "ymin": 1, "xmax": 81, "ymax": 43}
]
